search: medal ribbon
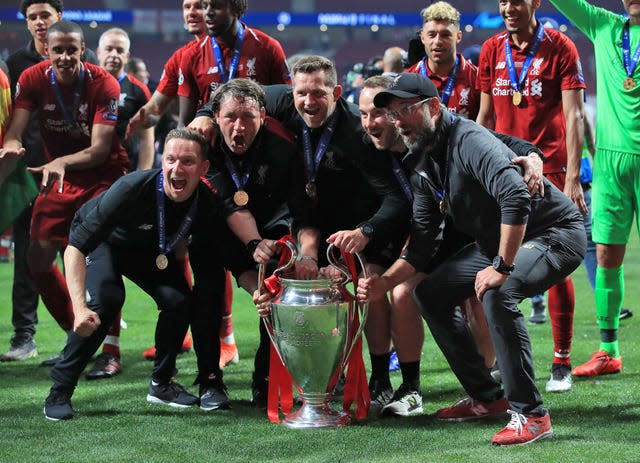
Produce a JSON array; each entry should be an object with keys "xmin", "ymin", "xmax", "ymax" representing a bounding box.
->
[
  {"xmin": 504, "ymin": 21, "xmax": 545, "ymax": 96},
  {"xmin": 622, "ymin": 21, "xmax": 640, "ymax": 79},
  {"xmin": 49, "ymin": 63, "xmax": 85, "ymax": 132},
  {"xmin": 156, "ymin": 172, "xmax": 199, "ymax": 257},
  {"xmin": 300, "ymin": 110, "xmax": 339, "ymax": 183},
  {"xmin": 211, "ymin": 21, "xmax": 245, "ymax": 83},
  {"xmin": 391, "ymin": 154, "xmax": 413, "ymax": 203},
  {"xmin": 223, "ymin": 153, "xmax": 250, "ymax": 193},
  {"xmin": 418, "ymin": 55, "xmax": 459, "ymax": 106},
  {"xmin": 434, "ymin": 114, "xmax": 458, "ymax": 211}
]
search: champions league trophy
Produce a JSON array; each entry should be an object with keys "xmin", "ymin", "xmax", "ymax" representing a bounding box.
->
[{"xmin": 260, "ymin": 241, "xmax": 368, "ymax": 429}]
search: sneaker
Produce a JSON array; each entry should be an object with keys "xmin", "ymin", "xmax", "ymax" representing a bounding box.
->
[
  {"xmin": 85, "ymin": 353, "xmax": 122, "ymax": 380},
  {"xmin": 572, "ymin": 351, "xmax": 622, "ymax": 377},
  {"xmin": 40, "ymin": 353, "xmax": 62, "ymax": 367},
  {"xmin": 388, "ymin": 349, "xmax": 400, "ymax": 372},
  {"xmin": 0, "ymin": 333, "xmax": 38, "ymax": 361},
  {"xmin": 200, "ymin": 383, "xmax": 230, "ymax": 411},
  {"xmin": 146, "ymin": 380, "xmax": 198, "ymax": 408},
  {"xmin": 436, "ymin": 396, "xmax": 509, "ymax": 421},
  {"xmin": 142, "ymin": 335, "xmax": 193, "ymax": 360},
  {"xmin": 251, "ymin": 385, "xmax": 267, "ymax": 410},
  {"xmin": 529, "ymin": 296, "xmax": 546, "ymax": 324},
  {"xmin": 219, "ymin": 340, "xmax": 239, "ymax": 369},
  {"xmin": 381, "ymin": 383, "xmax": 423, "ymax": 417},
  {"xmin": 619, "ymin": 308, "xmax": 633, "ymax": 320},
  {"xmin": 545, "ymin": 364, "xmax": 572, "ymax": 393},
  {"xmin": 44, "ymin": 389, "xmax": 74, "ymax": 421},
  {"xmin": 369, "ymin": 380, "xmax": 394, "ymax": 415},
  {"xmin": 491, "ymin": 410, "xmax": 553, "ymax": 446}
]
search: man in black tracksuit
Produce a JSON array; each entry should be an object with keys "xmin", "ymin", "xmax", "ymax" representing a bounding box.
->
[
  {"xmin": 43, "ymin": 129, "xmax": 256, "ymax": 421},
  {"xmin": 359, "ymin": 73, "xmax": 586, "ymax": 446}
]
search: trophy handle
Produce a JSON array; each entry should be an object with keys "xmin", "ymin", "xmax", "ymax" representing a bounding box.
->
[
  {"xmin": 326, "ymin": 244, "xmax": 369, "ymax": 367},
  {"xmin": 258, "ymin": 237, "xmax": 298, "ymax": 368}
]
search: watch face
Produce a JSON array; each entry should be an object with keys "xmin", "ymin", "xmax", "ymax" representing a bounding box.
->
[
  {"xmin": 362, "ymin": 224, "xmax": 373, "ymax": 237},
  {"xmin": 493, "ymin": 256, "xmax": 502, "ymax": 268}
]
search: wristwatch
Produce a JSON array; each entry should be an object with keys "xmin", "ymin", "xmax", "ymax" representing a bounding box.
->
[
  {"xmin": 357, "ymin": 222, "xmax": 374, "ymax": 239},
  {"xmin": 492, "ymin": 256, "xmax": 515, "ymax": 275}
]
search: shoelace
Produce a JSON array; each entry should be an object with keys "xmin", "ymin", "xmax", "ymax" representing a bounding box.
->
[{"xmin": 505, "ymin": 409, "xmax": 527, "ymax": 434}]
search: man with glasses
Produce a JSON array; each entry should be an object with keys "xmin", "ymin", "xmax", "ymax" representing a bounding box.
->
[{"xmin": 358, "ymin": 73, "xmax": 586, "ymax": 445}]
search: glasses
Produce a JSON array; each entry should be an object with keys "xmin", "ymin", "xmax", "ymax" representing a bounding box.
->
[{"xmin": 386, "ymin": 98, "xmax": 431, "ymax": 123}]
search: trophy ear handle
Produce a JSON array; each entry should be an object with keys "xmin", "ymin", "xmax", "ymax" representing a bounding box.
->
[{"xmin": 326, "ymin": 244, "xmax": 369, "ymax": 286}]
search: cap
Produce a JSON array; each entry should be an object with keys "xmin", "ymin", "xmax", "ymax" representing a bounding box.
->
[{"xmin": 373, "ymin": 73, "xmax": 439, "ymax": 108}]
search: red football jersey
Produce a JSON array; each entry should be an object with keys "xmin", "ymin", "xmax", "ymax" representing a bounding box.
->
[
  {"xmin": 477, "ymin": 27, "xmax": 586, "ymax": 174},
  {"xmin": 178, "ymin": 25, "xmax": 291, "ymax": 104},
  {"xmin": 406, "ymin": 53, "xmax": 480, "ymax": 120},
  {"xmin": 156, "ymin": 40, "xmax": 200, "ymax": 98},
  {"xmin": 14, "ymin": 61, "xmax": 128, "ymax": 185}
]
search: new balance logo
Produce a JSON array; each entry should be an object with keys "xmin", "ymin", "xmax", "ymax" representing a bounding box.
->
[
  {"xmin": 530, "ymin": 79, "xmax": 542, "ymax": 97},
  {"xmin": 138, "ymin": 224, "xmax": 153, "ymax": 230}
]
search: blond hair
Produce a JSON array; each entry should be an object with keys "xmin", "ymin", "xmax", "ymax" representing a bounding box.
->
[{"xmin": 421, "ymin": 1, "xmax": 460, "ymax": 27}]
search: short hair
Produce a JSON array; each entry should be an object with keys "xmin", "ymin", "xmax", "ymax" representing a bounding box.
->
[
  {"xmin": 362, "ymin": 74, "xmax": 395, "ymax": 91},
  {"xmin": 210, "ymin": 78, "xmax": 266, "ymax": 114},
  {"xmin": 46, "ymin": 20, "xmax": 84, "ymax": 42},
  {"xmin": 292, "ymin": 55, "xmax": 337, "ymax": 88},
  {"xmin": 21, "ymin": 0, "xmax": 63, "ymax": 17},
  {"xmin": 164, "ymin": 128, "xmax": 208, "ymax": 160},
  {"xmin": 229, "ymin": 0, "xmax": 248, "ymax": 18},
  {"xmin": 98, "ymin": 27, "xmax": 130, "ymax": 52},
  {"xmin": 421, "ymin": 1, "xmax": 461, "ymax": 28}
]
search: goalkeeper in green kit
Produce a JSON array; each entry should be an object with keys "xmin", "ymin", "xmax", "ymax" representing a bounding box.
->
[{"xmin": 549, "ymin": 0, "xmax": 640, "ymax": 377}]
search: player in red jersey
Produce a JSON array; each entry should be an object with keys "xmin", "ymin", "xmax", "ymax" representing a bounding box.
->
[
  {"xmin": 177, "ymin": 0, "xmax": 291, "ymax": 125},
  {"xmin": 405, "ymin": 2, "xmax": 480, "ymax": 120},
  {"xmin": 476, "ymin": 0, "xmax": 588, "ymax": 394},
  {"xmin": 0, "ymin": 21, "xmax": 128, "ymax": 345}
]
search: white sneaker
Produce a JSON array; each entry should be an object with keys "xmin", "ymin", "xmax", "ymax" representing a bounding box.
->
[
  {"xmin": 381, "ymin": 384, "xmax": 423, "ymax": 417},
  {"xmin": 545, "ymin": 364, "xmax": 572, "ymax": 393}
]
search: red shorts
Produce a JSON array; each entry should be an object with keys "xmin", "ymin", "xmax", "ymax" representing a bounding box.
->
[
  {"xmin": 30, "ymin": 178, "xmax": 115, "ymax": 245},
  {"xmin": 544, "ymin": 172, "xmax": 565, "ymax": 191}
]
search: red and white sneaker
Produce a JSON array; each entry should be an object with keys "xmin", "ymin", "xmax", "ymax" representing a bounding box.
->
[
  {"xmin": 436, "ymin": 396, "xmax": 509, "ymax": 421},
  {"xmin": 219, "ymin": 340, "xmax": 239, "ymax": 369},
  {"xmin": 491, "ymin": 410, "xmax": 553, "ymax": 446},
  {"xmin": 143, "ymin": 332, "xmax": 193, "ymax": 360},
  {"xmin": 572, "ymin": 351, "xmax": 622, "ymax": 377}
]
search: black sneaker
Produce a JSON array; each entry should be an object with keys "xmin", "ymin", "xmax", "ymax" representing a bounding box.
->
[
  {"xmin": 200, "ymin": 383, "xmax": 230, "ymax": 411},
  {"xmin": 146, "ymin": 380, "xmax": 198, "ymax": 408},
  {"xmin": 85, "ymin": 353, "xmax": 122, "ymax": 380},
  {"xmin": 251, "ymin": 385, "xmax": 267, "ymax": 409},
  {"xmin": 529, "ymin": 297, "xmax": 546, "ymax": 324},
  {"xmin": 620, "ymin": 308, "xmax": 633, "ymax": 320},
  {"xmin": 369, "ymin": 379, "xmax": 394, "ymax": 415},
  {"xmin": 40, "ymin": 352, "xmax": 62, "ymax": 367},
  {"xmin": 44, "ymin": 388, "xmax": 74, "ymax": 421}
]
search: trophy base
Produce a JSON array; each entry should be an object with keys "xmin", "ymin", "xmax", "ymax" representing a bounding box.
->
[{"xmin": 283, "ymin": 401, "xmax": 351, "ymax": 429}]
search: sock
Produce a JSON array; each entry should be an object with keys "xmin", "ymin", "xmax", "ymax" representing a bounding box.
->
[
  {"xmin": 219, "ymin": 271, "xmax": 234, "ymax": 340},
  {"xmin": 399, "ymin": 361, "xmax": 420, "ymax": 391},
  {"xmin": 32, "ymin": 265, "xmax": 74, "ymax": 331},
  {"xmin": 596, "ymin": 265, "xmax": 624, "ymax": 357},
  {"xmin": 369, "ymin": 352, "xmax": 391, "ymax": 387},
  {"xmin": 102, "ymin": 310, "xmax": 122, "ymax": 357},
  {"xmin": 547, "ymin": 276, "xmax": 575, "ymax": 366}
]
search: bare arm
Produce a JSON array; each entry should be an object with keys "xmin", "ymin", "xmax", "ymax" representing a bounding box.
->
[
  {"xmin": 64, "ymin": 245, "xmax": 101, "ymax": 337},
  {"xmin": 356, "ymin": 258, "xmax": 417, "ymax": 303},
  {"xmin": 562, "ymin": 88, "xmax": 587, "ymax": 214},
  {"xmin": 178, "ymin": 95, "xmax": 197, "ymax": 128},
  {"xmin": 135, "ymin": 126, "xmax": 155, "ymax": 170},
  {"xmin": 476, "ymin": 92, "xmax": 496, "ymax": 130},
  {"xmin": 0, "ymin": 107, "xmax": 29, "ymax": 159},
  {"xmin": 125, "ymin": 90, "xmax": 171, "ymax": 138}
]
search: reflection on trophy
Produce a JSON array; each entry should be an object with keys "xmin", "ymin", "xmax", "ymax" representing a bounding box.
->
[{"xmin": 261, "ymin": 241, "xmax": 368, "ymax": 429}]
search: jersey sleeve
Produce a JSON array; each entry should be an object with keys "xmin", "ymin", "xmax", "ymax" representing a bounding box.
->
[
  {"xmin": 156, "ymin": 48, "xmax": 183, "ymax": 98},
  {"xmin": 177, "ymin": 45, "xmax": 197, "ymax": 99},
  {"xmin": 266, "ymin": 37, "xmax": 291, "ymax": 85},
  {"xmin": 13, "ymin": 66, "xmax": 40, "ymax": 112},
  {"xmin": 93, "ymin": 73, "xmax": 120, "ymax": 126},
  {"xmin": 477, "ymin": 40, "xmax": 495, "ymax": 93},
  {"xmin": 557, "ymin": 34, "xmax": 587, "ymax": 91}
]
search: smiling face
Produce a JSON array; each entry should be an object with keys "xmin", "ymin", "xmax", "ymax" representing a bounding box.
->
[
  {"xmin": 97, "ymin": 32, "xmax": 130, "ymax": 78},
  {"xmin": 359, "ymin": 86, "xmax": 401, "ymax": 151},
  {"xmin": 623, "ymin": 0, "xmax": 640, "ymax": 20},
  {"xmin": 183, "ymin": 0, "xmax": 206, "ymax": 36},
  {"xmin": 385, "ymin": 97, "xmax": 439, "ymax": 154},
  {"xmin": 45, "ymin": 31, "xmax": 85, "ymax": 86},
  {"xmin": 25, "ymin": 3, "xmax": 62, "ymax": 45},
  {"xmin": 421, "ymin": 19, "xmax": 461, "ymax": 68},
  {"xmin": 498, "ymin": 0, "xmax": 539, "ymax": 33},
  {"xmin": 162, "ymin": 137, "xmax": 210, "ymax": 202},
  {"xmin": 215, "ymin": 95, "xmax": 265, "ymax": 154},
  {"xmin": 292, "ymin": 69, "xmax": 342, "ymax": 129}
]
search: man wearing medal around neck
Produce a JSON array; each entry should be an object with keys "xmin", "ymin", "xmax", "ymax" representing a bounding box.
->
[
  {"xmin": 205, "ymin": 78, "xmax": 319, "ymax": 408},
  {"xmin": 0, "ymin": 21, "xmax": 128, "ymax": 347},
  {"xmin": 176, "ymin": 0, "xmax": 291, "ymax": 126},
  {"xmin": 547, "ymin": 0, "xmax": 640, "ymax": 379},
  {"xmin": 359, "ymin": 73, "xmax": 587, "ymax": 445},
  {"xmin": 42, "ymin": 128, "xmax": 257, "ymax": 420},
  {"xmin": 476, "ymin": 0, "xmax": 588, "ymax": 395}
]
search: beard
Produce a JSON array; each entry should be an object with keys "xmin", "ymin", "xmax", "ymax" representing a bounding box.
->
[{"xmin": 401, "ymin": 106, "xmax": 441, "ymax": 155}]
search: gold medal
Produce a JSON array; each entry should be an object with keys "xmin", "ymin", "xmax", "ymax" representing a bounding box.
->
[
  {"xmin": 624, "ymin": 77, "xmax": 636, "ymax": 90},
  {"xmin": 156, "ymin": 253, "xmax": 168, "ymax": 270},
  {"xmin": 233, "ymin": 190, "xmax": 249, "ymax": 206},
  {"xmin": 439, "ymin": 199, "xmax": 447, "ymax": 214},
  {"xmin": 512, "ymin": 91, "xmax": 522, "ymax": 106},
  {"xmin": 305, "ymin": 181, "xmax": 317, "ymax": 199}
]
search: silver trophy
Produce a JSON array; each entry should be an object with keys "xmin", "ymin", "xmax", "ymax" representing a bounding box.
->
[{"xmin": 261, "ymin": 242, "xmax": 368, "ymax": 429}]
